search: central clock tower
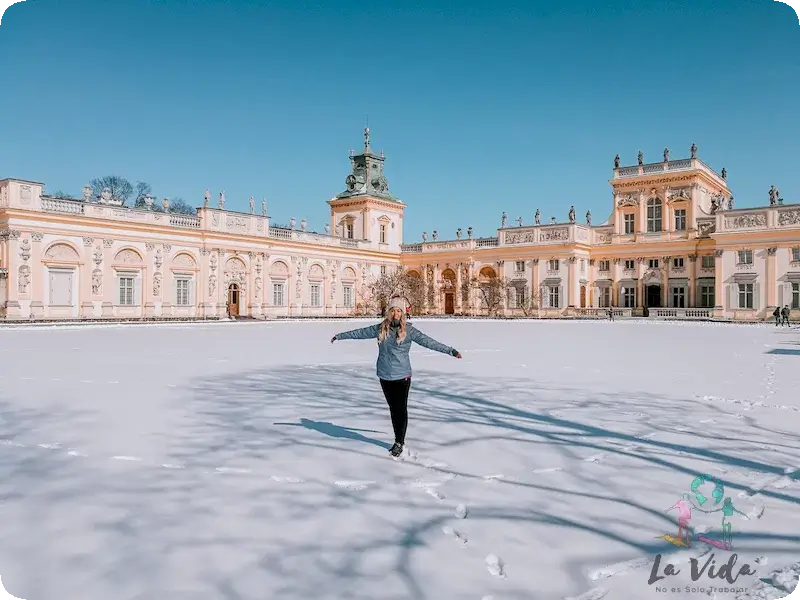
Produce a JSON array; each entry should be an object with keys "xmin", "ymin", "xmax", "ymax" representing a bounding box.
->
[{"xmin": 327, "ymin": 128, "xmax": 405, "ymax": 253}]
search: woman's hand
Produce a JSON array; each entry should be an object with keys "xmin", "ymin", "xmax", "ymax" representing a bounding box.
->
[
  {"xmin": 331, "ymin": 336, "xmax": 337, "ymax": 344},
  {"xmin": 455, "ymin": 352, "xmax": 462, "ymax": 359},
  {"xmin": 451, "ymin": 348, "xmax": 462, "ymax": 359}
]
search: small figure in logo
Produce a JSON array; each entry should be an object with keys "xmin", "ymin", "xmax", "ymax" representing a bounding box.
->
[
  {"xmin": 707, "ymin": 497, "xmax": 747, "ymax": 550},
  {"xmin": 666, "ymin": 493, "xmax": 695, "ymax": 547}
]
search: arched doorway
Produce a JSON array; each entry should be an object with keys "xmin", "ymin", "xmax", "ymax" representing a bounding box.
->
[
  {"xmin": 441, "ymin": 268, "xmax": 456, "ymax": 315},
  {"xmin": 580, "ymin": 285, "xmax": 587, "ymax": 308},
  {"xmin": 227, "ymin": 283, "xmax": 240, "ymax": 317}
]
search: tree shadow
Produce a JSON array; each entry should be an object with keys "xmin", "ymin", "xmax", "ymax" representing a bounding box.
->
[{"xmin": 273, "ymin": 418, "xmax": 391, "ymax": 450}]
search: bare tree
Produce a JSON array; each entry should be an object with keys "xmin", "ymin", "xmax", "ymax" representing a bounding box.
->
[
  {"xmin": 90, "ymin": 175, "xmax": 134, "ymax": 205},
  {"xmin": 466, "ymin": 274, "xmax": 510, "ymax": 317},
  {"xmin": 511, "ymin": 284, "xmax": 541, "ymax": 317},
  {"xmin": 166, "ymin": 197, "xmax": 196, "ymax": 215},
  {"xmin": 48, "ymin": 190, "xmax": 78, "ymax": 200},
  {"xmin": 368, "ymin": 268, "xmax": 425, "ymax": 315},
  {"xmin": 133, "ymin": 181, "xmax": 154, "ymax": 208}
]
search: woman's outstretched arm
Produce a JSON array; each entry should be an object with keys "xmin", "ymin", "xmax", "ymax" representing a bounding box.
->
[
  {"xmin": 331, "ymin": 324, "xmax": 380, "ymax": 343},
  {"xmin": 409, "ymin": 327, "xmax": 462, "ymax": 358}
]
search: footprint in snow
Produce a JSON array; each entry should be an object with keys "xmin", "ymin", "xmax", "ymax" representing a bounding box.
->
[
  {"xmin": 441, "ymin": 526, "xmax": 468, "ymax": 546},
  {"xmin": 454, "ymin": 504, "xmax": 468, "ymax": 519},
  {"xmin": 485, "ymin": 554, "xmax": 506, "ymax": 578}
]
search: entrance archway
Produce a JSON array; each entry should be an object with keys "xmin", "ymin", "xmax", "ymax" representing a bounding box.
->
[
  {"xmin": 445, "ymin": 293, "xmax": 455, "ymax": 314},
  {"xmin": 580, "ymin": 285, "xmax": 587, "ymax": 308},
  {"xmin": 228, "ymin": 283, "xmax": 240, "ymax": 317},
  {"xmin": 646, "ymin": 285, "xmax": 662, "ymax": 309}
]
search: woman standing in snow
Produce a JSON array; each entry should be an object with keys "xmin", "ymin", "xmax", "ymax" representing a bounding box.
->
[{"xmin": 331, "ymin": 297, "xmax": 461, "ymax": 457}]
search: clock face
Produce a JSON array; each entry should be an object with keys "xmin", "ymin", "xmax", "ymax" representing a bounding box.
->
[{"xmin": 345, "ymin": 174, "xmax": 357, "ymax": 191}]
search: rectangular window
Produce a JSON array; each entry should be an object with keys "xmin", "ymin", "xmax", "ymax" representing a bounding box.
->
[
  {"xmin": 599, "ymin": 260, "xmax": 610, "ymax": 272},
  {"xmin": 548, "ymin": 286, "xmax": 560, "ymax": 308},
  {"xmin": 119, "ymin": 277, "xmax": 134, "ymax": 305},
  {"xmin": 515, "ymin": 286, "xmax": 526, "ymax": 307},
  {"xmin": 272, "ymin": 283, "xmax": 284, "ymax": 306},
  {"xmin": 671, "ymin": 287, "xmax": 686, "ymax": 308},
  {"xmin": 548, "ymin": 259, "xmax": 559, "ymax": 271},
  {"xmin": 345, "ymin": 223, "xmax": 354, "ymax": 239},
  {"xmin": 380, "ymin": 265, "xmax": 387, "ymax": 275},
  {"xmin": 624, "ymin": 214, "xmax": 635, "ymax": 234},
  {"xmin": 599, "ymin": 287, "xmax": 610, "ymax": 308},
  {"xmin": 792, "ymin": 283, "xmax": 799, "ymax": 309},
  {"xmin": 673, "ymin": 257, "xmax": 684, "ymax": 269},
  {"xmin": 738, "ymin": 283, "xmax": 754, "ymax": 309},
  {"xmin": 310, "ymin": 284, "xmax": 321, "ymax": 307},
  {"xmin": 343, "ymin": 285, "xmax": 354, "ymax": 308},
  {"xmin": 674, "ymin": 209, "xmax": 687, "ymax": 231},
  {"xmin": 701, "ymin": 255, "xmax": 715, "ymax": 269},
  {"xmin": 649, "ymin": 259, "xmax": 659, "ymax": 269},
  {"xmin": 622, "ymin": 287, "xmax": 636, "ymax": 308},
  {"xmin": 49, "ymin": 270, "xmax": 73, "ymax": 306},
  {"xmin": 580, "ymin": 259, "xmax": 586, "ymax": 273},
  {"xmin": 738, "ymin": 249, "xmax": 753, "ymax": 265},
  {"xmin": 700, "ymin": 285, "xmax": 715, "ymax": 308},
  {"xmin": 379, "ymin": 224, "xmax": 387, "ymax": 244},
  {"xmin": 647, "ymin": 200, "xmax": 662, "ymax": 232},
  {"xmin": 624, "ymin": 259, "xmax": 635, "ymax": 270},
  {"xmin": 792, "ymin": 247, "xmax": 800, "ymax": 262},
  {"xmin": 176, "ymin": 279, "xmax": 190, "ymax": 306},
  {"xmin": 515, "ymin": 261, "xmax": 525, "ymax": 272}
]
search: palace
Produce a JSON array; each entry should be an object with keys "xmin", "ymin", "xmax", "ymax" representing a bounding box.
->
[{"xmin": 1, "ymin": 131, "xmax": 798, "ymax": 322}]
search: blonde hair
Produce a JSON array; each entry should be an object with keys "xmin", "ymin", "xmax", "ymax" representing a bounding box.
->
[{"xmin": 378, "ymin": 310, "xmax": 407, "ymax": 344}]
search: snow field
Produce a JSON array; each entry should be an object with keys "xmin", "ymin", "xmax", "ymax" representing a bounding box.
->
[{"xmin": 0, "ymin": 319, "xmax": 798, "ymax": 599}]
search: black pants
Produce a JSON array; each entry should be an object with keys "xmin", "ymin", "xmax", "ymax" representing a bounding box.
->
[{"xmin": 380, "ymin": 377, "xmax": 412, "ymax": 444}]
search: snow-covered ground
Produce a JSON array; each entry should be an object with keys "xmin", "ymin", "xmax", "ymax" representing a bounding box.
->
[{"xmin": 0, "ymin": 319, "xmax": 798, "ymax": 600}]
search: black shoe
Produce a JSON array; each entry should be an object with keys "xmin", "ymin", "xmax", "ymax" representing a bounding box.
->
[{"xmin": 389, "ymin": 442, "xmax": 404, "ymax": 457}]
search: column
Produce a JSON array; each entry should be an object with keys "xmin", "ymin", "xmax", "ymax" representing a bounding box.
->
[
  {"xmin": 714, "ymin": 249, "xmax": 725, "ymax": 317},
  {"xmin": 433, "ymin": 263, "xmax": 440, "ymax": 314},
  {"xmin": 80, "ymin": 236, "xmax": 94, "ymax": 318},
  {"xmin": 216, "ymin": 249, "xmax": 228, "ymax": 317},
  {"xmin": 662, "ymin": 255, "xmax": 670, "ymax": 307},
  {"xmin": 144, "ymin": 242, "xmax": 157, "ymax": 318},
  {"xmin": 766, "ymin": 247, "xmax": 777, "ymax": 310},
  {"xmin": 455, "ymin": 263, "xmax": 462, "ymax": 313},
  {"xmin": 262, "ymin": 253, "xmax": 272, "ymax": 316},
  {"xmin": 636, "ymin": 257, "xmax": 644, "ymax": 310},
  {"xmin": 29, "ymin": 232, "xmax": 45, "ymax": 319},
  {"xmin": 101, "ymin": 239, "xmax": 114, "ymax": 317},
  {"xmin": 531, "ymin": 259, "xmax": 540, "ymax": 310},
  {"xmin": 612, "ymin": 259, "xmax": 620, "ymax": 307},
  {"xmin": 567, "ymin": 257, "xmax": 576, "ymax": 308},
  {"xmin": 688, "ymin": 255, "xmax": 697, "ymax": 307}
]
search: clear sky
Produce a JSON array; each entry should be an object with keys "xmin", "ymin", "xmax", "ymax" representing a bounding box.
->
[{"xmin": 1, "ymin": 0, "xmax": 798, "ymax": 241}]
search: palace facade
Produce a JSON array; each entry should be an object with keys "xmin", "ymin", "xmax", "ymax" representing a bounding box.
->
[{"xmin": 1, "ymin": 132, "xmax": 798, "ymax": 322}]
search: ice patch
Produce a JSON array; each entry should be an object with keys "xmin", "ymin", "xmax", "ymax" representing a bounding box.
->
[
  {"xmin": 38, "ymin": 443, "xmax": 61, "ymax": 449},
  {"xmin": 334, "ymin": 480, "xmax": 374, "ymax": 491},
  {"xmin": 270, "ymin": 475, "xmax": 304, "ymax": 484},
  {"xmin": 533, "ymin": 467, "xmax": 563, "ymax": 473},
  {"xmin": 112, "ymin": 456, "xmax": 142, "ymax": 461},
  {"xmin": 215, "ymin": 467, "xmax": 250, "ymax": 474}
]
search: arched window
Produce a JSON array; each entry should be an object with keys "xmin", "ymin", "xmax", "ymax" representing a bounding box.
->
[{"xmin": 646, "ymin": 198, "xmax": 662, "ymax": 232}]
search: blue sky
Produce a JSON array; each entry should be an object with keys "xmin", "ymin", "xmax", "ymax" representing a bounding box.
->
[{"xmin": 1, "ymin": 0, "xmax": 798, "ymax": 241}]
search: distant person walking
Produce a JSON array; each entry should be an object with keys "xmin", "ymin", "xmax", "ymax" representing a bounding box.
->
[
  {"xmin": 773, "ymin": 306, "xmax": 782, "ymax": 326},
  {"xmin": 331, "ymin": 296, "xmax": 461, "ymax": 457},
  {"xmin": 781, "ymin": 305, "xmax": 790, "ymax": 326}
]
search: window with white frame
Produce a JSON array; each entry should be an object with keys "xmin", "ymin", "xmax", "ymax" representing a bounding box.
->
[
  {"xmin": 548, "ymin": 286, "xmax": 560, "ymax": 308},
  {"xmin": 515, "ymin": 261, "xmax": 525, "ymax": 272},
  {"xmin": 622, "ymin": 287, "xmax": 636, "ymax": 308},
  {"xmin": 580, "ymin": 259, "xmax": 586, "ymax": 273},
  {"xmin": 649, "ymin": 258, "xmax": 659, "ymax": 268},
  {"xmin": 272, "ymin": 282, "xmax": 285, "ymax": 306},
  {"xmin": 646, "ymin": 198, "xmax": 662, "ymax": 232},
  {"xmin": 119, "ymin": 276, "xmax": 135, "ymax": 305},
  {"xmin": 380, "ymin": 265, "xmax": 387, "ymax": 275},
  {"xmin": 624, "ymin": 214, "xmax": 635, "ymax": 234},
  {"xmin": 310, "ymin": 283, "xmax": 321, "ymax": 307},
  {"xmin": 345, "ymin": 223, "xmax": 354, "ymax": 239},
  {"xmin": 599, "ymin": 260, "xmax": 610, "ymax": 272},
  {"xmin": 792, "ymin": 283, "xmax": 799, "ymax": 309},
  {"xmin": 671, "ymin": 286, "xmax": 686, "ymax": 308},
  {"xmin": 599, "ymin": 287, "xmax": 611, "ymax": 308},
  {"xmin": 738, "ymin": 283, "xmax": 754, "ymax": 309},
  {"xmin": 701, "ymin": 255, "xmax": 715, "ymax": 269},
  {"xmin": 737, "ymin": 249, "xmax": 753, "ymax": 265},
  {"xmin": 515, "ymin": 286, "xmax": 525, "ymax": 307},
  {"xmin": 379, "ymin": 224, "xmax": 387, "ymax": 244},
  {"xmin": 674, "ymin": 209, "xmax": 687, "ymax": 231},
  {"xmin": 624, "ymin": 259, "xmax": 635, "ymax": 270},
  {"xmin": 49, "ymin": 269, "xmax": 73, "ymax": 306},
  {"xmin": 673, "ymin": 257, "xmax": 684, "ymax": 269},
  {"xmin": 548, "ymin": 259, "xmax": 559, "ymax": 271},
  {"xmin": 343, "ymin": 285, "xmax": 354, "ymax": 308},
  {"xmin": 176, "ymin": 278, "xmax": 190, "ymax": 306},
  {"xmin": 792, "ymin": 247, "xmax": 800, "ymax": 262},
  {"xmin": 700, "ymin": 285, "xmax": 715, "ymax": 308}
]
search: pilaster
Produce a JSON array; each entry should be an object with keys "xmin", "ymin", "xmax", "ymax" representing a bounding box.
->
[
  {"xmin": 29, "ymin": 233, "xmax": 44, "ymax": 319},
  {"xmin": 144, "ymin": 242, "xmax": 157, "ymax": 318},
  {"xmin": 714, "ymin": 249, "xmax": 725, "ymax": 317},
  {"xmin": 766, "ymin": 247, "xmax": 777, "ymax": 309},
  {"xmin": 688, "ymin": 254, "xmax": 697, "ymax": 308},
  {"xmin": 567, "ymin": 257, "xmax": 577, "ymax": 308},
  {"xmin": 80, "ymin": 236, "xmax": 94, "ymax": 318}
]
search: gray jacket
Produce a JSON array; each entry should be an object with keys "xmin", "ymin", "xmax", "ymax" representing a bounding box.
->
[{"xmin": 333, "ymin": 323, "xmax": 457, "ymax": 381}]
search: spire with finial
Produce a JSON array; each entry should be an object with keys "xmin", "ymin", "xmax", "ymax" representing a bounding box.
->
[{"xmin": 364, "ymin": 126, "xmax": 371, "ymax": 150}]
